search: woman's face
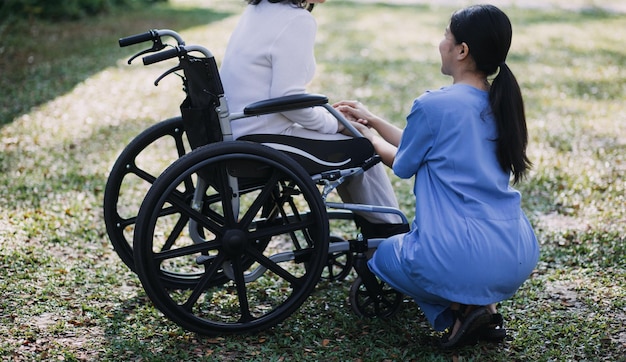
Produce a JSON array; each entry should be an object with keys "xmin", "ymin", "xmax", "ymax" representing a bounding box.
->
[{"xmin": 438, "ymin": 26, "xmax": 459, "ymax": 76}]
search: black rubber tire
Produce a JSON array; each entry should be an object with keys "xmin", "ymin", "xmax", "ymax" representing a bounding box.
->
[
  {"xmin": 103, "ymin": 117, "xmax": 188, "ymax": 273},
  {"xmin": 133, "ymin": 141, "xmax": 329, "ymax": 335}
]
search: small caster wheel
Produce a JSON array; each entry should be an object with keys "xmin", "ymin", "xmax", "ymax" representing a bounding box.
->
[
  {"xmin": 349, "ymin": 276, "xmax": 403, "ymax": 318},
  {"xmin": 321, "ymin": 236, "xmax": 353, "ymax": 281}
]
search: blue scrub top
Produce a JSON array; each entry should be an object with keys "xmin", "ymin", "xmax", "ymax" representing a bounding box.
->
[{"xmin": 390, "ymin": 84, "xmax": 539, "ymax": 305}]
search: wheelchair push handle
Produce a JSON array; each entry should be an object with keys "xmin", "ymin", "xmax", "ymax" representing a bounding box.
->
[
  {"xmin": 119, "ymin": 29, "xmax": 187, "ymax": 65},
  {"xmin": 142, "ymin": 45, "xmax": 215, "ymax": 64},
  {"xmin": 143, "ymin": 47, "xmax": 180, "ymax": 65},
  {"xmin": 119, "ymin": 30, "xmax": 157, "ymax": 47},
  {"xmin": 119, "ymin": 29, "xmax": 185, "ymax": 47}
]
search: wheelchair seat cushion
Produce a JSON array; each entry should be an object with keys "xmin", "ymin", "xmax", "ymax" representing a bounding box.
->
[{"xmin": 238, "ymin": 134, "xmax": 376, "ymax": 175}]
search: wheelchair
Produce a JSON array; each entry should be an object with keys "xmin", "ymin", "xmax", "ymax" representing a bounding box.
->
[{"xmin": 104, "ymin": 29, "xmax": 410, "ymax": 335}]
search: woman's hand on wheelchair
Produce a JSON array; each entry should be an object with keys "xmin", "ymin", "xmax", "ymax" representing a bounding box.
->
[
  {"xmin": 342, "ymin": 120, "xmax": 376, "ymax": 141},
  {"xmin": 333, "ymin": 100, "xmax": 379, "ymax": 128}
]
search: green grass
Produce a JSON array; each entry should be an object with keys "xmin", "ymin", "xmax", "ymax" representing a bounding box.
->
[{"xmin": 1, "ymin": 0, "xmax": 625, "ymax": 360}]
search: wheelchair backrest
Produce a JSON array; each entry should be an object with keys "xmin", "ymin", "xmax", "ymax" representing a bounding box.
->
[{"xmin": 179, "ymin": 54, "xmax": 224, "ymax": 148}]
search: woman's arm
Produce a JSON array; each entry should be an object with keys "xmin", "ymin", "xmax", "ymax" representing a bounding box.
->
[
  {"xmin": 333, "ymin": 100, "xmax": 403, "ymax": 146},
  {"xmin": 346, "ymin": 121, "xmax": 398, "ymax": 168}
]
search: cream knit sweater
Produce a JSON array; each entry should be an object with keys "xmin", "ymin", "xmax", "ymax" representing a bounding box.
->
[{"xmin": 220, "ymin": 1, "xmax": 340, "ymax": 139}]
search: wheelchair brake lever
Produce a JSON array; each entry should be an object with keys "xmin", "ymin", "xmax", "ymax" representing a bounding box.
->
[
  {"xmin": 361, "ymin": 155, "xmax": 382, "ymax": 171},
  {"xmin": 126, "ymin": 38, "xmax": 167, "ymax": 64},
  {"xmin": 154, "ymin": 64, "xmax": 183, "ymax": 86}
]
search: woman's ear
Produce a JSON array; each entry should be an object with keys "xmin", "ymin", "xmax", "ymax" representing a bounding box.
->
[{"xmin": 457, "ymin": 42, "xmax": 470, "ymax": 60}]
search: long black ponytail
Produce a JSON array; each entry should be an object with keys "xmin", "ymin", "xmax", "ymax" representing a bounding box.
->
[
  {"xmin": 450, "ymin": 5, "xmax": 531, "ymax": 184},
  {"xmin": 490, "ymin": 62, "xmax": 531, "ymax": 184}
]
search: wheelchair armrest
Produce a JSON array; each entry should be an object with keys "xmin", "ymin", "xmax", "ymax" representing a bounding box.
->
[{"xmin": 243, "ymin": 94, "xmax": 329, "ymax": 116}]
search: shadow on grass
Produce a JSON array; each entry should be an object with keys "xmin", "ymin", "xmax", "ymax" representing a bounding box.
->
[
  {"xmin": 99, "ymin": 282, "xmax": 449, "ymax": 361},
  {"xmin": 0, "ymin": 4, "xmax": 233, "ymax": 127}
]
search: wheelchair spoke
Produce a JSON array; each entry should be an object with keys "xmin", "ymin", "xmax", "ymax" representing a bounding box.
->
[
  {"xmin": 202, "ymin": 191, "xmax": 225, "ymax": 215},
  {"xmin": 231, "ymin": 257, "xmax": 254, "ymax": 323},
  {"xmin": 250, "ymin": 218, "xmax": 315, "ymax": 242},
  {"xmin": 165, "ymin": 190, "xmax": 224, "ymax": 237},
  {"xmin": 239, "ymin": 170, "xmax": 282, "ymax": 228},
  {"xmin": 380, "ymin": 289, "xmax": 400, "ymax": 307},
  {"xmin": 211, "ymin": 167, "xmax": 238, "ymax": 226},
  {"xmin": 245, "ymin": 246, "xmax": 302, "ymax": 287},
  {"xmin": 160, "ymin": 214, "xmax": 189, "ymax": 252},
  {"xmin": 173, "ymin": 130, "xmax": 187, "ymax": 158},
  {"xmin": 126, "ymin": 162, "xmax": 158, "ymax": 184},
  {"xmin": 358, "ymin": 293, "xmax": 375, "ymax": 309},
  {"xmin": 115, "ymin": 214, "xmax": 138, "ymax": 229},
  {"xmin": 153, "ymin": 241, "xmax": 220, "ymax": 262},
  {"xmin": 330, "ymin": 259, "xmax": 347, "ymax": 269},
  {"xmin": 182, "ymin": 252, "xmax": 226, "ymax": 312},
  {"xmin": 349, "ymin": 277, "xmax": 403, "ymax": 318},
  {"xmin": 156, "ymin": 204, "xmax": 183, "ymax": 218}
]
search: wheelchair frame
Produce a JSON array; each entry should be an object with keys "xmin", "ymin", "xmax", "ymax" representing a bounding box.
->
[{"xmin": 104, "ymin": 29, "xmax": 409, "ymax": 335}]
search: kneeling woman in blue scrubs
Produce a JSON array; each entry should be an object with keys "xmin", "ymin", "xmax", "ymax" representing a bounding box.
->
[{"xmin": 335, "ymin": 4, "xmax": 540, "ymax": 349}]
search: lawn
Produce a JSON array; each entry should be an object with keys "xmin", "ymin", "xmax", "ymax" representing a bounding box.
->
[{"xmin": 0, "ymin": 0, "xmax": 625, "ymax": 361}]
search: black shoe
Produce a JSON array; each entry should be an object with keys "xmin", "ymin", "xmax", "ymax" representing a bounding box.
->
[
  {"xmin": 440, "ymin": 307, "xmax": 491, "ymax": 349},
  {"xmin": 477, "ymin": 313, "xmax": 507, "ymax": 342}
]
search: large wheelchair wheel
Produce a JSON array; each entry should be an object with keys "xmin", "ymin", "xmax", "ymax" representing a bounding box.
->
[
  {"xmin": 133, "ymin": 141, "xmax": 330, "ymax": 335},
  {"xmin": 103, "ymin": 117, "xmax": 188, "ymax": 273}
]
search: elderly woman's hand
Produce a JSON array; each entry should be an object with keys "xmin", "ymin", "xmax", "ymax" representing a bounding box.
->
[
  {"xmin": 333, "ymin": 100, "xmax": 381, "ymax": 129},
  {"xmin": 342, "ymin": 120, "xmax": 376, "ymax": 141}
]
